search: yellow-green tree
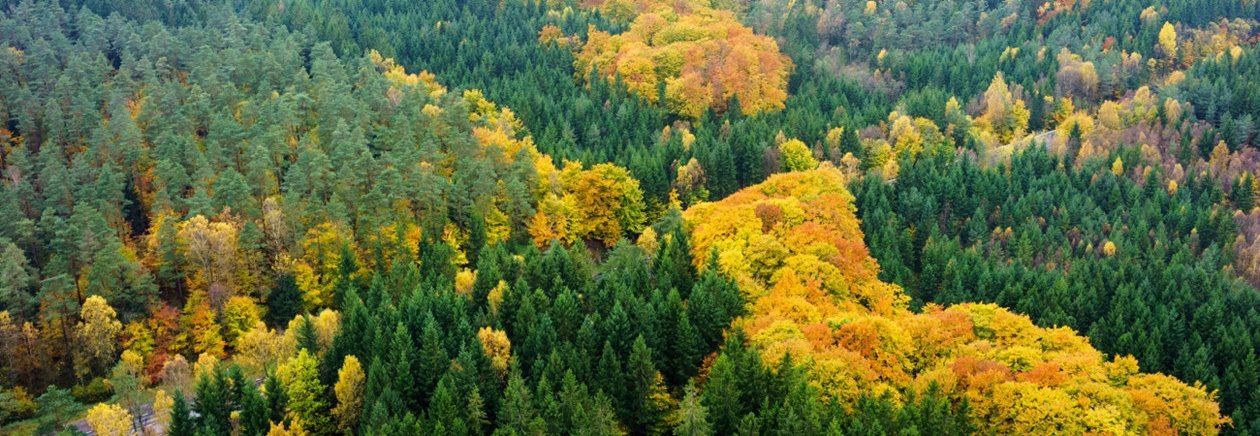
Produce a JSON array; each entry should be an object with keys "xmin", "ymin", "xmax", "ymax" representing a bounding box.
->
[
  {"xmin": 292, "ymin": 222, "xmax": 355, "ymax": 310},
  {"xmin": 542, "ymin": 163, "xmax": 647, "ymax": 247},
  {"xmin": 221, "ymin": 296, "xmax": 263, "ymax": 347},
  {"xmin": 278, "ymin": 349, "xmax": 329, "ymax": 430},
  {"xmin": 75, "ymin": 295, "xmax": 123, "ymax": 380},
  {"xmin": 175, "ymin": 290, "xmax": 224, "ymax": 358},
  {"xmin": 331, "ymin": 355, "xmax": 365, "ymax": 433},
  {"xmin": 779, "ymin": 139, "xmax": 818, "ymax": 172},
  {"xmin": 974, "ymin": 73, "xmax": 1030, "ymax": 143}
]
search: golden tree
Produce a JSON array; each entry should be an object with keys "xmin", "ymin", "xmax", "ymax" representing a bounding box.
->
[
  {"xmin": 974, "ymin": 73, "xmax": 1030, "ymax": 144},
  {"xmin": 477, "ymin": 326, "xmax": 512, "ymax": 377},
  {"xmin": 681, "ymin": 167, "xmax": 1226, "ymax": 433},
  {"xmin": 1159, "ymin": 22, "xmax": 1178, "ymax": 61},
  {"xmin": 332, "ymin": 355, "xmax": 365, "ymax": 433},
  {"xmin": 86, "ymin": 403, "xmax": 133, "ymax": 436},
  {"xmin": 75, "ymin": 295, "xmax": 123, "ymax": 379},
  {"xmin": 576, "ymin": 7, "xmax": 792, "ymax": 118}
]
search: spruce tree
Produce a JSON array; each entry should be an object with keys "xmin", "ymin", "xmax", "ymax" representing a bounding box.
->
[
  {"xmin": 266, "ymin": 274, "xmax": 303, "ymax": 327},
  {"xmin": 169, "ymin": 391, "xmax": 194, "ymax": 436},
  {"xmin": 264, "ymin": 372, "xmax": 288, "ymax": 425},
  {"xmin": 240, "ymin": 382, "xmax": 269, "ymax": 436}
]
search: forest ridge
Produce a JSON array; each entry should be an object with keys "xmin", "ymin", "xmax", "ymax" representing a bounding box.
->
[{"xmin": 1, "ymin": 0, "xmax": 1259, "ymax": 435}]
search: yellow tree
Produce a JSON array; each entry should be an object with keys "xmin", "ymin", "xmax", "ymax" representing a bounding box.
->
[
  {"xmin": 975, "ymin": 73, "xmax": 1030, "ymax": 143},
  {"xmin": 152, "ymin": 389, "xmax": 174, "ymax": 431},
  {"xmin": 477, "ymin": 327, "xmax": 512, "ymax": 377},
  {"xmin": 1159, "ymin": 22, "xmax": 1178, "ymax": 61},
  {"xmin": 576, "ymin": 7, "xmax": 792, "ymax": 118},
  {"xmin": 221, "ymin": 296, "xmax": 263, "ymax": 347},
  {"xmin": 681, "ymin": 168, "xmax": 1226, "ymax": 433},
  {"xmin": 562, "ymin": 163, "xmax": 647, "ymax": 246},
  {"xmin": 267, "ymin": 419, "xmax": 311, "ymax": 436},
  {"xmin": 332, "ymin": 355, "xmax": 365, "ymax": 433},
  {"xmin": 1165, "ymin": 98, "xmax": 1184, "ymax": 124},
  {"xmin": 179, "ymin": 215, "xmax": 240, "ymax": 311},
  {"xmin": 236, "ymin": 322, "xmax": 296, "ymax": 375},
  {"xmin": 75, "ymin": 295, "xmax": 123, "ymax": 380},
  {"xmin": 293, "ymin": 222, "xmax": 355, "ymax": 310},
  {"xmin": 86, "ymin": 403, "xmax": 133, "ymax": 436},
  {"xmin": 309, "ymin": 309, "xmax": 341, "ymax": 354}
]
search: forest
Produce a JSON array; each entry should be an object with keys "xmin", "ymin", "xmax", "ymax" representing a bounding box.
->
[{"xmin": 1, "ymin": 0, "xmax": 1259, "ymax": 434}]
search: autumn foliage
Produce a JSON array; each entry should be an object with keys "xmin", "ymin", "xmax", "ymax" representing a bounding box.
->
[
  {"xmin": 683, "ymin": 166, "xmax": 1225, "ymax": 434},
  {"xmin": 575, "ymin": 6, "xmax": 792, "ymax": 118}
]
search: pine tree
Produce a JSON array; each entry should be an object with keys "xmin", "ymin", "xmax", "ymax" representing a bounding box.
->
[
  {"xmin": 416, "ymin": 317, "xmax": 446, "ymax": 406},
  {"xmin": 498, "ymin": 369, "xmax": 543, "ymax": 435},
  {"xmin": 467, "ymin": 387, "xmax": 488, "ymax": 436},
  {"xmin": 392, "ymin": 322, "xmax": 421, "ymax": 409},
  {"xmin": 688, "ymin": 269, "xmax": 743, "ymax": 349},
  {"xmin": 467, "ymin": 212, "xmax": 487, "ymax": 267},
  {"xmin": 264, "ymin": 372, "xmax": 288, "ymax": 424},
  {"xmin": 214, "ymin": 168, "xmax": 253, "ymax": 217},
  {"xmin": 193, "ymin": 371, "xmax": 230, "ymax": 435},
  {"xmin": 240, "ymin": 382, "xmax": 270, "ymax": 436},
  {"xmin": 427, "ymin": 376, "xmax": 463, "ymax": 432},
  {"xmin": 840, "ymin": 126, "xmax": 863, "ymax": 159},
  {"xmin": 701, "ymin": 354, "xmax": 744, "ymax": 435},
  {"xmin": 169, "ymin": 391, "xmax": 194, "ymax": 436},
  {"xmin": 626, "ymin": 335, "xmax": 664, "ymax": 432},
  {"xmin": 675, "ymin": 382, "xmax": 712, "ymax": 436},
  {"xmin": 653, "ymin": 224, "xmax": 695, "ymax": 295},
  {"xmin": 673, "ymin": 313, "xmax": 704, "ymax": 382},
  {"xmin": 296, "ymin": 314, "xmax": 320, "ymax": 354},
  {"xmin": 267, "ymin": 274, "xmax": 303, "ymax": 328},
  {"xmin": 595, "ymin": 341, "xmax": 624, "ymax": 411}
]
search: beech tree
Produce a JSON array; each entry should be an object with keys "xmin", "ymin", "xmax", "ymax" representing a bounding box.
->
[
  {"xmin": 75, "ymin": 295, "xmax": 123, "ymax": 380},
  {"xmin": 85, "ymin": 402, "xmax": 132, "ymax": 436},
  {"xmin": 332, "ymin": 355, "xmax": 365, "ymax": 433}
]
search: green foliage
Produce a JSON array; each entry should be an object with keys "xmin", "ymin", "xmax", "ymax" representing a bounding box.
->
[
  {"xmin": 267, "ymin": 274, "xmax": 305, "ymax": 328},
  {"xmin": 34, "ymin": 387, "xmax": 82, "ymax": 434},
  {"xmin": 169, "ymin": 391, "xmax": 194, "ymax": 436},
  {"xmin": 280, "ymin": 350, "xmax": 330, "ymax": 432},
  {"xmin": 69, "ymin": 378, "xmax": 112, "ymax": 404},
  {"xmin": 1, "ymin": 0, "xmax": 1259, "ymax": 433},
  {"xmin": 856, "ymin": 148, "xmax": 1259, "ymax": 430}
]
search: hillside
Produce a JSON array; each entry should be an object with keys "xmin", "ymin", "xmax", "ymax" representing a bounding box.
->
[
  {"xmin": 1, "ymin": 0, "xmax": 1259, "ymax": 434},
  {"xmin": 685, "ymin": 167, "xmax": 1222, "ymax": 433}
]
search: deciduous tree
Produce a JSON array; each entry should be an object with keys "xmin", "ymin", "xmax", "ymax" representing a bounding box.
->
[
  {"xmin": 75, "ymin": 295, "xmax": 123, "ymax": 380},
  {"xmin": 331, "ymin": 355, "xmax": 365, "ymax": 433}
]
